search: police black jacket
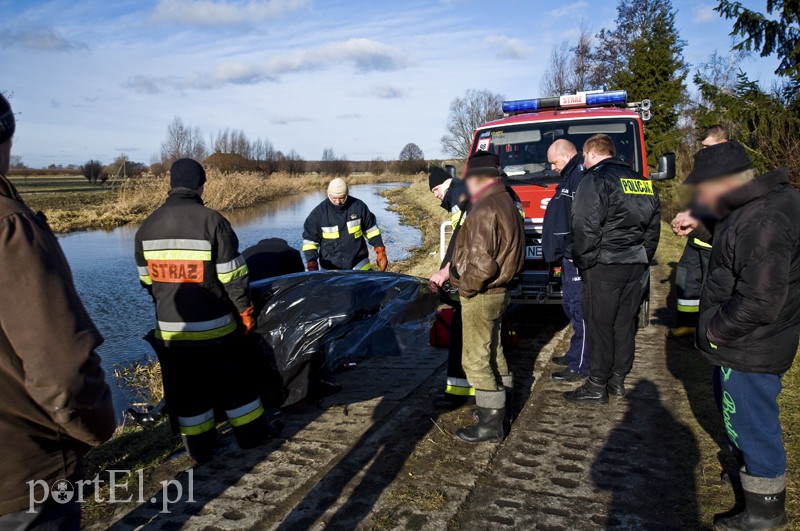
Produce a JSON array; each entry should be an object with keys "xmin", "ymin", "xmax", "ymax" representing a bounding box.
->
[
  {"xmin": 243, "ymin": 238, "xmax": 305, "ymax": 282},
  {"xmin": 542, "ymin": 154, "xmax": 584, "ymax": 262},
  {"xmin": 135, "ymin": 188, "xmax": 252, "ymax": 346},
  {"xmin": 696, "ymin": 170, "xmax": 800, "ymax": 374},
  {"xmin": 302, "ymin": 196, "xmax": 384, "ymax": 270},
  {"xmin": 571, "ymin": 158, "xmax": 661, "ymax": 270}
]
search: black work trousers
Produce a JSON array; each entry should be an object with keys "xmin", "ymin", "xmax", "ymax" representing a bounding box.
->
[
  {"xmin": 675, "ymin": 239, "xmax": 712, "ymax": 327},
  {"xmin": 582, "ymin": 263, "xmax": 646, "ymax": 383}
]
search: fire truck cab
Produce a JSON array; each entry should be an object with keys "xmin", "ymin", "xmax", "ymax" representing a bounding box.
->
[{"xmin": 461, "ymin": 90, "xmax": 675, "ymax": 325}]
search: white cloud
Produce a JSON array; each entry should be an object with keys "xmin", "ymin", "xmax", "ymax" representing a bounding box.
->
[
  {"xmin": 693, "ymin": 5, "xmax": 717, "ymax": 24},
  {"xmin": 547, "ymin": 1, "xmax": 589, "ymax": 19},
  {"xmin": 0, "ymin": 24, "xmax": 87, "ymax": 52},
  {"xmin": 484, "ymin": 35, "xmax": 533, "ymax": 60},
  {"xmin": 267, "ymin": 38, "xmax": 406, "ymax": 74},
  {"xmin": 365, "ymin": 84, "xmax": 409, "ymax": 99},
  {"xmin": 150, "ymin": 0, "xmax": 310, "ymax": 27},
  {"xmin": 123, "ymin": 37, "xmax": 405, "ymax": 94}
]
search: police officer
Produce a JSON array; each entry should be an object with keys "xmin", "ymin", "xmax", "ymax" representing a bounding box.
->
[
  {"xmin": 542, "ymin": 139, "xmax": 589, "ymax": 382},
  {"xmin": 668, "ymin": 125, "xmax": 728, "ymax": 337},
  {"xmin": 567, "ymin": 134, "xmax": 660, "ymax": 403},
  {"xmin": 135, "ymin": 159, "xmax": 269, "ymax": 462},
  {"xmin": 302, "ymin": 178, "xmax": 388, "ymax": 272},
  {"xmin": 242, "ymin": 237, "xmax": 305, "ymax": 282},
  {"xmin": 428, "ymin": 166, "xmax": 473, "ymax": 407}
]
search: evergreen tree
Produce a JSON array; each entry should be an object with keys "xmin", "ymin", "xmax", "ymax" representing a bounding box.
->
[{"xmin": 598, "ymin": 0, "xmax": 688, "ymax": 164}]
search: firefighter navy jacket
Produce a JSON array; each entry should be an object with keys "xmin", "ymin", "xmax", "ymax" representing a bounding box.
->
[
  {"xmin": 542, "ymin": 155, "xmax": 584, "ymax": 263},
  {"xmin": 135, "ymin": 188, "xmax": 252, "ymax": 345},
  {"xmin": 302, "ymin": 196, "xmax": 384, "ymax": 270}
]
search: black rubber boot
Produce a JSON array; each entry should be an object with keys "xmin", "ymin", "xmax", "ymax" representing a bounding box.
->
[
  {"xmin": 564, "ymin": 377, "xmax": 609, "ymax": 404},
  {"xmin": 715, "ymin": 471, "xmax": 788, "ymax": 530},
  {"xmin": 432, "ymin": 393, "xmax": 469, "ymax": 410},
  {"xmin": 456, "ymin": 407, "xmax": 505, "ymax": 444},
  {"xmin": 607, "ymin": 373, "xmax": 626, "ymax": 396}
]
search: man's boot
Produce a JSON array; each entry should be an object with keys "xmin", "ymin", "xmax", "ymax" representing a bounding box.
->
[
  {"xmin": 458, "ymin": 389, "xmax": 505, "ymax": 443},
  {"xmin": 456, "ymin": 407, "xmax": 505, "ymax": 443},
  {"xmin": 607, "ymin": 372, "xmax": 626, "ymax": 397},
  {"xmin": 715, "ymin": 471, "xmax": 788, "ymax": 530},
  {"xmin": 564, "ymin": 377, "xmax": 609, "ymax": 404}
]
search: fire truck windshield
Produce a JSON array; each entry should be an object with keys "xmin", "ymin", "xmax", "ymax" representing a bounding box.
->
[{"xmin": 472, "ymin": 118, "xmax": 642, "ymax": 179}]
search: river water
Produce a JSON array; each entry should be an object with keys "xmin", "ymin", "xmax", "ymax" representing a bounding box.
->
[{"xmin": 57, "ymin": 183, "xmax": 420, "ymax": 414}]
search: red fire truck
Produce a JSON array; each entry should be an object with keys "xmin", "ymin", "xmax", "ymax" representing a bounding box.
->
[{"xmin": 457, "ymin": 90, "xmax": 675, "ymax": 325}]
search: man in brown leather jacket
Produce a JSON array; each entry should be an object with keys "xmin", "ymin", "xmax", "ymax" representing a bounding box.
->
[
  {"xmin": 450, "ymin": 151, "xmax": 525, "ymax": 443},
  {"xmin": 0, "ymin": 94, "xmax": 116, "ymax": 529}
]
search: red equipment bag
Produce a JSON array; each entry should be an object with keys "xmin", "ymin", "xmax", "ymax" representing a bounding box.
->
[{"xmin": 429, "ymin": 308, "xmax": 454, "ymax": 348}]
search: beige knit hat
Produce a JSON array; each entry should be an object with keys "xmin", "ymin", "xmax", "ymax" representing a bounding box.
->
[{"xmin": 327, "ymin": 177, "xmax": 348, "ymax": 197}]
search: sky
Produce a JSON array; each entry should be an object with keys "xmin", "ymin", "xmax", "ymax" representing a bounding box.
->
[{"xmin": 0, "ymin": 0, "xmax": 781, "ymax": 167}]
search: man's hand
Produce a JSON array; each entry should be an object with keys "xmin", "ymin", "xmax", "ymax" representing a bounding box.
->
[
  {"xmin": 240, "ymin": 306, "xmax": 257, "ymax": 336},
  {"xmin": 375, "ymin": 246, "xmax": 388, "ymax": 272},
  {"xmin": 306, "ymin": 260, "xmax": 319, "ymax": 271},
  {"xmin": 429, "ymin": 265, "xmax": 450, "ymax": 292},
  {"xmin": 671, "ymin": 210, "xmax": 699, "ymax": 237}
]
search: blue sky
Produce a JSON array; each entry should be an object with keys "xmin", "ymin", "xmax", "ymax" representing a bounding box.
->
[{"xmin": 0, "ymin": 0, "xmax": 780, "ymax": 167}]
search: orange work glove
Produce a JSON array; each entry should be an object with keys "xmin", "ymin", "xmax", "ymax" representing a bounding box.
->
[
  {"xmin": 375, "ymin": 246, "xmax": 388, "ymax": 272},
  {"xmin": 240, "ymin": 306, "xmax": 257, "ymax": 336},
  {"xmin": 307, "ymin": 260, "xmax": 319, "ymax": 271}
]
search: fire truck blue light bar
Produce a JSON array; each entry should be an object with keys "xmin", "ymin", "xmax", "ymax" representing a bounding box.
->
[{"xmin": 502, "ymin": 91, "xmax": 629, "ymax": 114}]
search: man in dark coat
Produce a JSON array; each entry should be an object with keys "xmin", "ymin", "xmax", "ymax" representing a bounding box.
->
[
  {"xmin": 542, "ymin": 139, "xmax": 589, "ymax": 382},
  {"xmin": 0, "ymin": 94, "xmax": 116, "ymax": 528},
  {"xmin": 242, "ymin": 238, "xmax": 305, "ymax": 282},
  {"xmin": 679, "ymin": 142, "xmax": 799, "ymax": 530},
  {"xmin": 567, "ymin": 134, "xmax": 661, "ymax": 403}
]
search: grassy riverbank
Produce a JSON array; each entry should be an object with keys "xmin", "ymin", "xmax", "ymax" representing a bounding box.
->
[{"xmin": 11, "ymin": 172, "xmax": 409, "ymax": 233}]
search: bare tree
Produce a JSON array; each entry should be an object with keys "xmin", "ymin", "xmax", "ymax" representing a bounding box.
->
[
  {"xmin": 440, "ymin": 90, "xmax": 504, "ymax": 159},
  {"xmin": 280, "ymin": 149, "xmax": 305, "ymax": 174},
  {"xmin": 160, "ymin": 117, "xmax": 207, "ymax": 167},
  {"xmin": 540, "ymin": 25, "xmax": 596, "ymax": 96},
  {"xmin": 397, "ymin": 143, "xmax": 426, "ymax": 174}
]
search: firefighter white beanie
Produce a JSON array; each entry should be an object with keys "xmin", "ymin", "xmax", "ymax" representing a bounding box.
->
[{"xmin": 328, "ymin": 178, "xmax": 348, "ymax": 196}]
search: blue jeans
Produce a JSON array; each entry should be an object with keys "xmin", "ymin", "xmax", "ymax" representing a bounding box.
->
[
  {"xmin": 561, "ymin": 258, "xmax": 588, "ymax": 375},
  {"xmin": 718, "ymin": 366, "xmax": 786, "ymax": 478}
]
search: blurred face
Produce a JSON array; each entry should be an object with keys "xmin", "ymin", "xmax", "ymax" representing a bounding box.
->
[
  {"xmin": 701, "ymin": 136, "xmax": 727, "ymax": 148},
  {"xmin": 695, "ymin": 176, "xmax": 743, "ymax": 214},
  {"xmin": 0, "ymin": 140, "xmax": 10, "ymax": 176},
  {"xmin": 328, "ymin": 193, "xmax": 348, "ymax": 206},
  {"xmin": 431, "ymin": 182, "xmax": 449, "ymax": 201},
  {"xmin": 465, "ymin": 175, "xmax": 496, "ymax": 197}
]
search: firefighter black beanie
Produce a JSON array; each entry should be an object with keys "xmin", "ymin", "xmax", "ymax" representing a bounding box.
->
[
  {"xmin": 428, "ymin": 167, "xmax": 451, "ymax": 190},
  {"xmin": 170, "ymin": 158, "xmax": 206, "ymax": 190},
  {"xmin": 0, "ymin": 94, "xmax": 15, "ymax": 145}
]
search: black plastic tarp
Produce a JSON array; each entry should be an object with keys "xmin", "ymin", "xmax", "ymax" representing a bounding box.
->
[{"xmin": 250, "ymin": 271, "xmax": 438, "ymax": 407}]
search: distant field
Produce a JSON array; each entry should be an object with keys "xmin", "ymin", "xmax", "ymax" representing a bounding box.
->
[{"xmin": 9, "ymin": 173, "xmax": 109, "ymax": 194}]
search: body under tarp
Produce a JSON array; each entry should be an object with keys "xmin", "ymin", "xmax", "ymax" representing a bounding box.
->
[{"xmin": 250, "ymin": 271, "xmax": 438, "ymax": 407}]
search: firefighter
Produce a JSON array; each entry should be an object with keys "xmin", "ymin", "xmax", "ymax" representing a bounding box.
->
[
  {"xmin": 680, "ymin": 142, "xmax": 799, "ymax": 530},
  {"xmin": 135, "ymin": 159, "xmax": 269, "ymax": 463},
  {"xmin": 302, "ymin": 178, "xmax": 388, "ymax": 272},
  {"xmin": 242, "ymin": 237, "xmax": 305, "ymax": 282},
  {"xmin": 428, "ymin": 166, "xmax": 474, "ymax": 407},
  {"xmin": 567, "ymin": 134, "xmax": 660, "ymax": 403},
  {"xmin": 0, "ymin": 94, "xmax": 116, "ymax": 527},
  {"xmin": 668, "ymin": 125, "xmax": 728, "ymax": 338},
  {"xmin": 542, "ymin": 139, "xmax": 589, "ymax": 382},
  {"xmin": 450, "ymin": 151, "xmax": 525, "ymax": 443}
]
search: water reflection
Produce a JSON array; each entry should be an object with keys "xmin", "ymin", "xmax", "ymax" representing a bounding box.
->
[{"xmin": 57, "ymin": 183, "xmax": 419, "ymax": 413}]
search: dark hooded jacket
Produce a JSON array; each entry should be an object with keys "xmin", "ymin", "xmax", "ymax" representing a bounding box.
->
[
  {"xmin": 696, "ymin": 170, "xmax": 800, "ymax": 374},
  {"xmin": 542, "ymin": 154, "xmax": 584, "ymax": 262},
  {"xmin": 572, "ymin": 158, "xmax": 661, "ymax": 269},
  {"xmin": 0, "ymin": 175, "xmax": 115, "ymax": 514}
]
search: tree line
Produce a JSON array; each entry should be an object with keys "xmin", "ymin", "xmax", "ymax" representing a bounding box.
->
[{"xmin": 438, "ymin": 0, "xmax": 799, "ymax": 195}]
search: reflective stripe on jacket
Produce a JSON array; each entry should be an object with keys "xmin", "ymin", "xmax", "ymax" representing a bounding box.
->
[
  {"xmin": 302, "ymin": 196, "xmax": 384, "ymax": 270},
  {"xmin": 135, "ymin": 189, "xmax": 251, "ymax": 345}
]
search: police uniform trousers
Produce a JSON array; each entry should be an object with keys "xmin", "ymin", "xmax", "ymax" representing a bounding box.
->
[{"xmin": 583, "ymin": 263, "xmax": 646, "ymax": 383}]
